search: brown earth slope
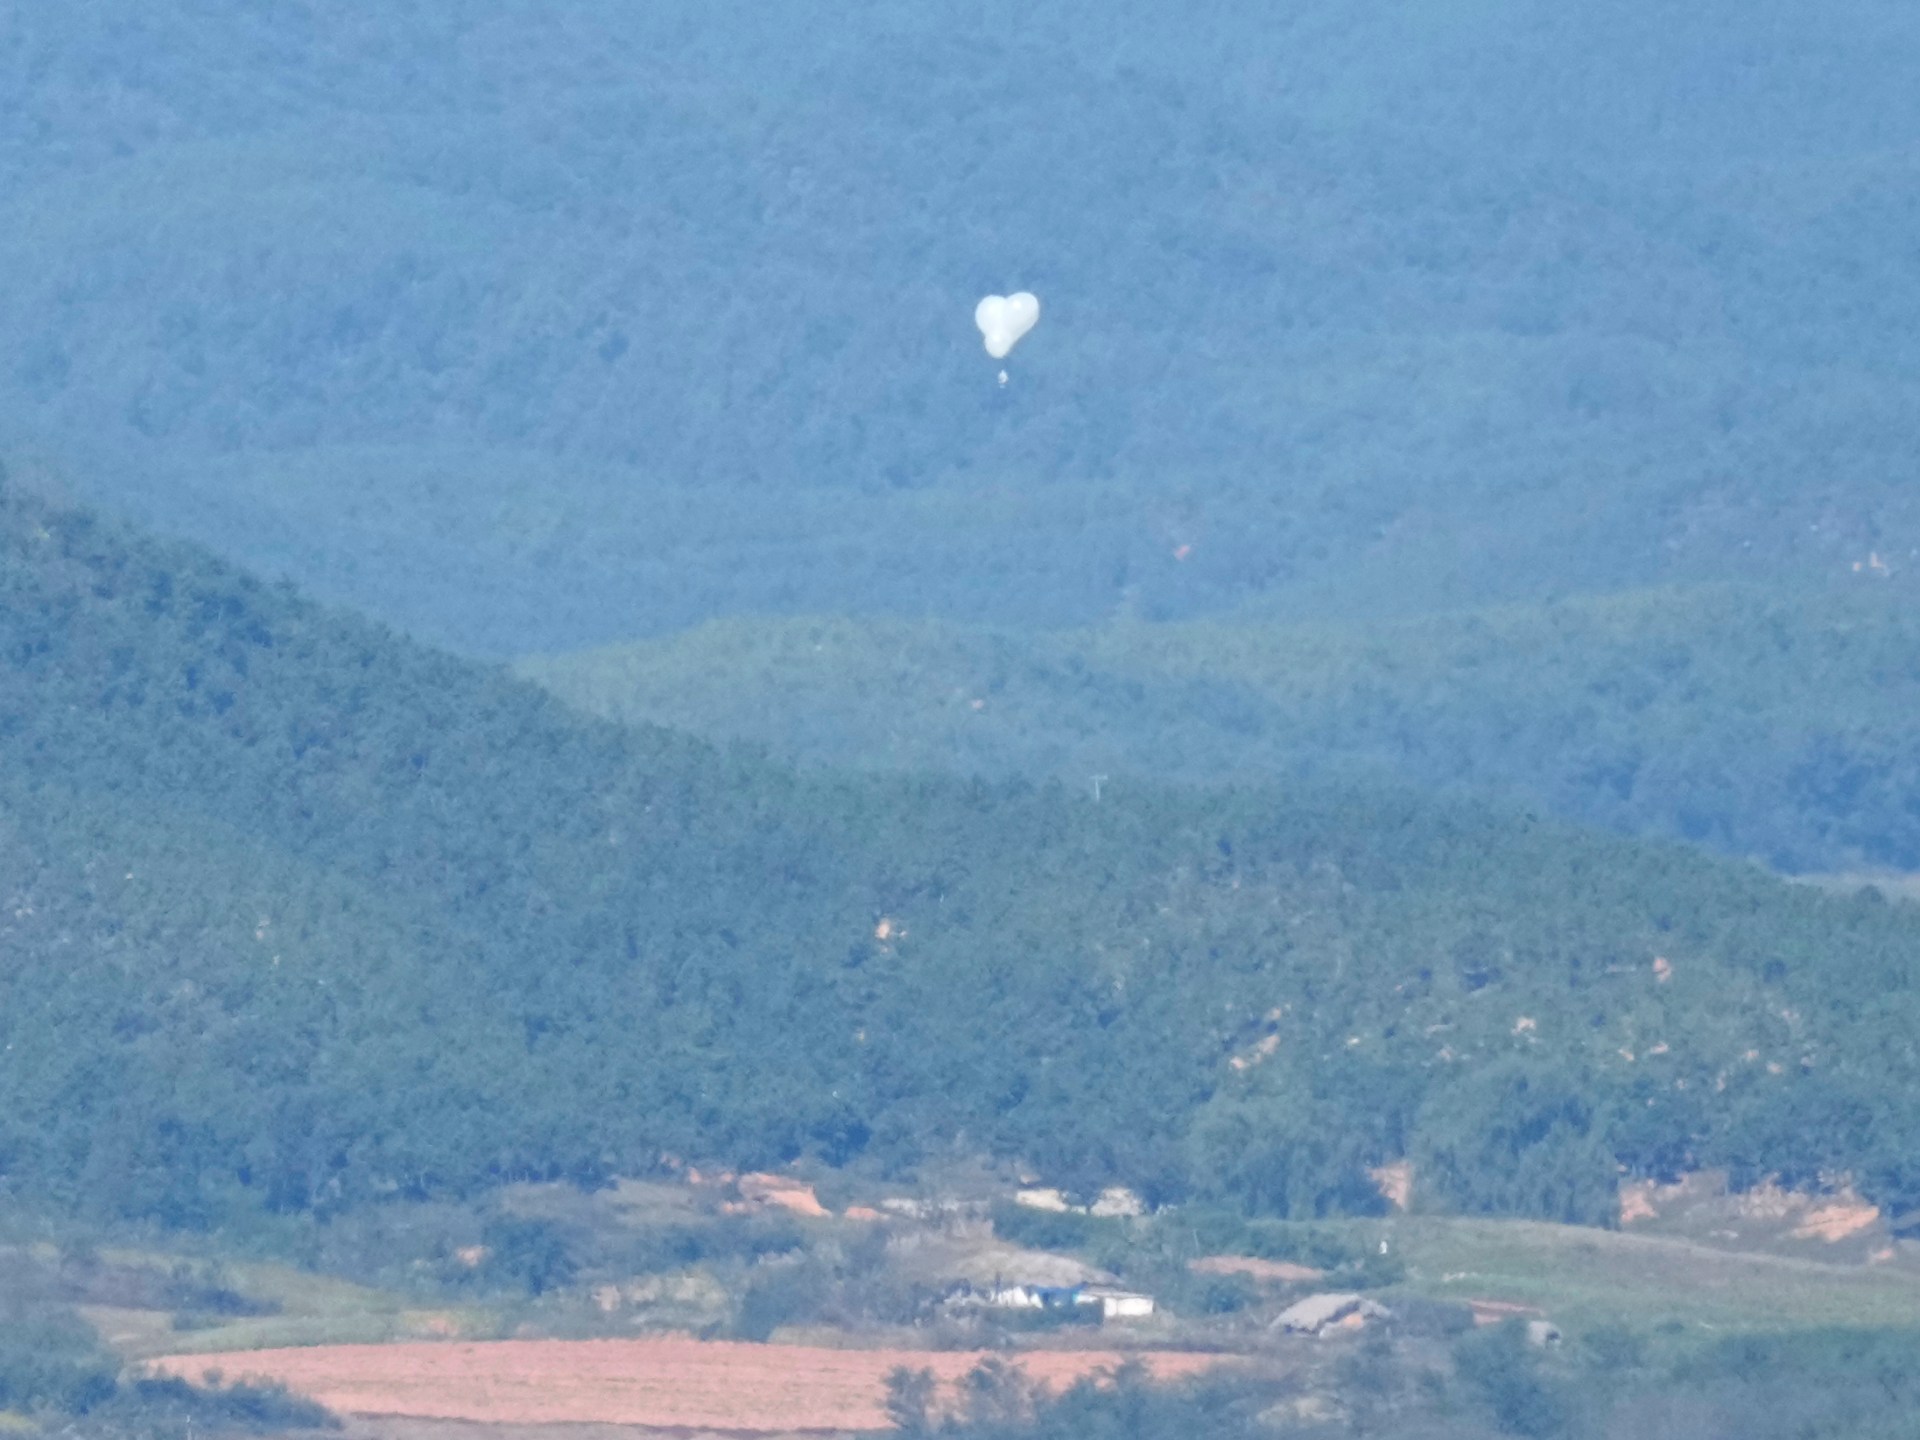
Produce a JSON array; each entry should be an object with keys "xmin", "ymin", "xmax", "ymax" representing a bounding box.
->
[{"xmin": 152, "ymin": 1337, "xmax": 1224, "ymax": 1431}]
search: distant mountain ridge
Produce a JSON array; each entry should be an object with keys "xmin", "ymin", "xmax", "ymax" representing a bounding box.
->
[
  {"xmin": 5, "ymin": 478, "xmax": 1920, "ymax": 1232},
  {"xmin": 519, "ymin": 586, "xmax": 1920, "ymax": 873},
  {"xmin": 4, "ymin": 0, "xmax": 1918, "ymax": 652}
]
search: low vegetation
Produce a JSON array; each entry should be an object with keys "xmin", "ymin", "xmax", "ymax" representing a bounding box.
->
[
  {"xmin": 901, "ymin": 1321, "xmax": 1920, "ymax": 1440},
  {"xmin": 0, "ymin": 1249, "xmax": 333, "ymax": 1437}
]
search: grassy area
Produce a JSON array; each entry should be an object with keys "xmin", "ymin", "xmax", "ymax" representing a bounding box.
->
[
  {"xmin": 27, "ymin": 1195, "xmax": 1920, "ymax": 1366},
  {"xmin": 125, "ymin": 1306, "xmax": 498, "ymax": 1357},
  {"xmin": 1790, "ymin": 871, "xmax": 1920, "ymax": 904},
  {"xmin": 59, "ymin": 1244, "xmax": 501, "ymax": 1360},
  {"xmin": 1368, "ymin": 1218, "xmax": 1920, "ymax": 1335},
  {"xmin": 133, "ymin": 1216, "xmax": 1920, "ymax": 1356}
]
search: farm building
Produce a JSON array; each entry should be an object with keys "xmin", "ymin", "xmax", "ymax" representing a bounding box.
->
[
  {"xmin": 977, "ymin": 1283, "xmax": 1155, "ymax": 1320},
  {"xmin": 1275, "ymin": 1293, "xmax": 1392, "ymax": 1336},
  {"xmin": 1082, "ymin": 1286, "xmax": 1155, "ymax": 1320},
  {"xmin": 984, "ymin": 1283, "xmax": 1073, "ymax": 1309}
]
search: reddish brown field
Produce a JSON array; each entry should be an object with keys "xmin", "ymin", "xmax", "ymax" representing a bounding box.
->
[{"xmin": 153, "ymin": 1337, "xmax": 1225, "ymax": 1431}]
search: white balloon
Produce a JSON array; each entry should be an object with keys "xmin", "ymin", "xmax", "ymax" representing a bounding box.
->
[{"xmin": 976, "ymin": 292, "xmax": 1040, "ymax": 360}]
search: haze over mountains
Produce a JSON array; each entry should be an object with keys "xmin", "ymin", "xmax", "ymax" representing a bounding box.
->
[
  {"xmin": 4, "ymin": 0, "xmax": 1920, "ymax": 1228},
  {"xmin": 11, "ymin": 10, "xmax": 1920, "ymax": 1439},
  {"xmin": 5, "ymin": 0, "xmax": 1918, "ymax": 656},
  {"xmin": 521, "ymin": 586, "xmax": 1920, "ymax": 873}
]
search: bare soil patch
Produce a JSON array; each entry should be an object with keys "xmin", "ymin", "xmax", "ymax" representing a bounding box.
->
[
  {"xmin": 340, "ymin": 1422, "xmax": 808, "ymax": 1440},
  {"xmin": 883, "ymin": 1218, "xmax": 1108, "ymax": 1289},
  {"xmin": 153, "ymin": 1337, "xmax": 1224, "ymax": 1431}
]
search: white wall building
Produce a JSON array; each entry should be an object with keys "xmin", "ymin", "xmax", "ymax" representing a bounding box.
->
[{"xmin": 1083, "ymin": 1286, "xmax": 1155, "ymax": 1319}]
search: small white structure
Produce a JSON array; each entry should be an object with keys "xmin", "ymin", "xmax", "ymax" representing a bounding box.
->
[
  {"xmin": 1526, "ymin": 1320, "xmax": 1563, "ymax": 1349},
  {"xmin": 1090, "ymin": 1186, "xmax": 1147, "ymax": 1218},
  {"xmin": 1083, "ymin": 1285, "xmax": 1155, "ymax": 1320},
  {"xmin": 975, "ymin": 1282, "xmax": 1156, "ymax": 1320},
  {"xmin": 1275, "ymin": 1292, "xmax": 1393, "ymax": 1336},
  {"xmin": 986, "ymin": 1283, "xmax": 1049, "ymax": 1309},
  {"xmin": 1014, "ymin": 1187, "xmax": 1074, "ymax": 1213}
]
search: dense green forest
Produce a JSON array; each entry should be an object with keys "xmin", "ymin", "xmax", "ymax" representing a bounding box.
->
[
  {"xmin": 4, "ymin": 0, "xmax": 1918, "ymax": 657},
  {"xmin": 521, "ymin": 582, "xmax": 1920, "ymax": 872},
  {"xmin": 7, "ymin": 479, "xmax": 1920, "ymax": 1235},
  {"xmin": 8, "ymin": 0, "xmax": 1920, "ymax": 888}
]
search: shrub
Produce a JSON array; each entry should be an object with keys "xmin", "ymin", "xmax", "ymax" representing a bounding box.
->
[{"xmin": 988, "ymin": 1201, "xmax": 1117, "ymax": 1253}]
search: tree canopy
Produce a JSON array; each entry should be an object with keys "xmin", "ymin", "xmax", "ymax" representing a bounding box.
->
[{"xmin": 6, "ymin": 483, "xmax": 1920, "ymax": 1230}]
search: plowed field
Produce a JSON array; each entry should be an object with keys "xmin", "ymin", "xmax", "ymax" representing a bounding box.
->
[{"xmin": 153, "ymin": 1337, "xmax": 1225, "ymax": 1431}]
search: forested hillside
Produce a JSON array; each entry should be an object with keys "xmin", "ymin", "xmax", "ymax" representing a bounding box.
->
[
  {"xmin": 7, "ymin": 482, "xmax": 1920, "ymax": 1232},
  {"xmin": 4, "ymin": 1, "xmax": 1918, "ymax": 653},
  {"xmin": 521, "ymin": 583, "xmax": 1920, "ymax": 872}
]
